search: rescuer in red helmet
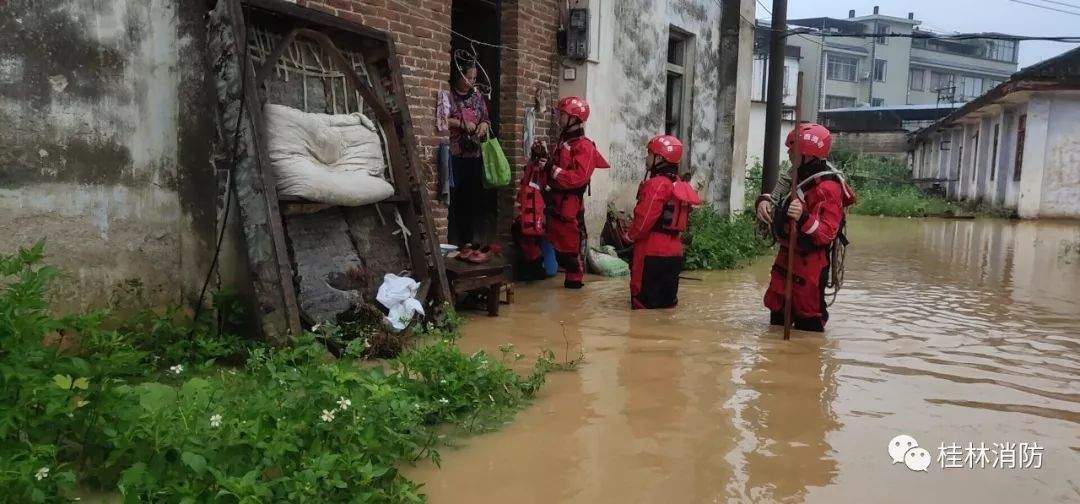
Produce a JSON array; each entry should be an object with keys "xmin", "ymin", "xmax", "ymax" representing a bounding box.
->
[
  {"xmin": 759, "ymin": 123, "xmax": 856, "ymax": 331},
  {"xmin": 626, "ymin": 134, "xmax": 700, "ymax": 309},
  {"xmin": 543, "ymin": 96, "xmax": 609, "ymax": 289}
]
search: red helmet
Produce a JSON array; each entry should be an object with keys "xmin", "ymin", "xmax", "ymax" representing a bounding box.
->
[
  {"xmin": 785, "ymin": 122, "xmax": 832, "ymax": 159},
  {"xmin": 557, "ymin": 96, "xmax": 590, "ymax": 123},
  {"xmin": 647, "ymin": 134, "xmax": 683, "ymax": 164}
]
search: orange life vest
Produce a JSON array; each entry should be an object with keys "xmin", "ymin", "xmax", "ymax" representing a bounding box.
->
[{"xmin": 654, "ymin": 177, "xmax": 701, "ymax": 233}]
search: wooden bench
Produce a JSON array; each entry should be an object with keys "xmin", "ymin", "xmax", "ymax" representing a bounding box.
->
[{"xmin": 445, "ymin": 258, "xmax": 512, "ymax": 316}]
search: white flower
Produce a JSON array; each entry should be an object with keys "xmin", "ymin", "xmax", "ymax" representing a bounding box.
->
[
  {"xmin": 321, "ymin": 409, "xmax": 336, "ymax": 422},
  {"xmin": 169, "ymin": 364, "xmax": 184, "ymax": 375},
  {"xmin": 336, "ymin": 397, "xmax": 351, "ymax": 410},
  {"xmin": 35, "ymin": 467, "xmax": 49, "ymax": 481},
  {"xmin": 438, "ymin": 397, "xmax": 450, "ymax": 405},
  {"xmin": 210, "ymin": 414, "xmax": 222, "ymax": 428},
  {"xmin": 312, "ymin": 323, "xmax": 322, "ymax": 332},
  {"xmin": 439, "ymin": 379, "xmax": 447, "ymax": 385}
]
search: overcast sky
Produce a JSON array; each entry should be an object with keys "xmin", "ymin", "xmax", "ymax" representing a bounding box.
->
[{"xmin": 756, "ymin": 0, "xmax": 1080, "ymax": 68}]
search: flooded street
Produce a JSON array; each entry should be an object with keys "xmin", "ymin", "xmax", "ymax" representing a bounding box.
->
[{"xmin": 407, "ymin": 216, "xmax": 1080, "ymax": 503}]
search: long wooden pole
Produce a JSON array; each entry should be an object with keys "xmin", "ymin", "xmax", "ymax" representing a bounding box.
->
[{"xmin": 783, "ymin": 71, "xmax": 804, "ymax": 341}]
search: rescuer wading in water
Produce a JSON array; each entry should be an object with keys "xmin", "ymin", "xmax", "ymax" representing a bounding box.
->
[
  {"xmin": 627, "ymin": 134, "xmax": 700, "ymax": 309},
  {"xmin": 756, "ymin": 123, "xmax": 855, "ymax": 331}
]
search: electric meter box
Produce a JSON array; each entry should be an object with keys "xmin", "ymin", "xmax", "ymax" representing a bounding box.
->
[{"xmin": 565, "ymin": 8, "xmax": 589, "ymax": 60}]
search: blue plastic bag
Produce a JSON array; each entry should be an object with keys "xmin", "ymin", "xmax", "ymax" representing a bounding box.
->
[{"xmin": 541, "ymin": 240, "xmax": 558, "ymax": 277}]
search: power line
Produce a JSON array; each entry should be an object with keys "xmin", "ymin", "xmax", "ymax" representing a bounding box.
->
[
  {"xmin": 449, "ymin": 28, "xmax": 524, "ymax": 53},
  {"xmin": 1027, "ymin": 0, "xmax": 1080, "ymax": 10},
  {"xmin": 751, "ymin": 0, "xmax": 827, "ymax": 48},
  {"xmin": 786, "ymin": 29, "xmax": 1080, "ymax": 42},
  {"xmin": 1008, "ymin": 0, "xmax": 1080, "ymax": 16}
]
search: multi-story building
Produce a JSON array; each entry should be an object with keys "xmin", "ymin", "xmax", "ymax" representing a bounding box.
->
[{"xmin": 773, "ymin": 6, "xmax": 1019, "ymax": 120}]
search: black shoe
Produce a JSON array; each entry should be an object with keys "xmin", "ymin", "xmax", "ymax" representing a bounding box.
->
[{"xmin": 564, "ymin": 280, "xmax": 584, "ymax": 289}]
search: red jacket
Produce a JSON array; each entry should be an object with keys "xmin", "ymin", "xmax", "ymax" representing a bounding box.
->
[
  {"xmin": 763, "ymin": 170, "xmax": 854, "ymax": 320},
  {"xmin": 628, "ymin": 172, "xmax": 698, "ymax": 257},
  {"xmin": 544, "ymin": 134, "xmax": 608, "ymax": 254}
]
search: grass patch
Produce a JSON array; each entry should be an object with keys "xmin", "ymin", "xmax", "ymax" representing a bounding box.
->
[
  {"xmin": 685, "ymin": 207, "xmax": 771, "ymax": 270},
  {"xmin": 850, "ymin": 185, "xmax": 957, "ymax": 218},
  {"xmin": 832, "ymin": 150, "xmax": 1018, "ymax": 219},
  {"xmin": 0, "ymin": 242, "xmax": 563, "ymax": 503}
]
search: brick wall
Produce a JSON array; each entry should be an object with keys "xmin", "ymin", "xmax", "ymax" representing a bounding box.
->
[
  {"xmin": 833, "ymin": 131, "xmax": 910, "ymax": 157},
  {"xmin": 297, "ymin": 0, "xmax": 561, "ymax": 242}
]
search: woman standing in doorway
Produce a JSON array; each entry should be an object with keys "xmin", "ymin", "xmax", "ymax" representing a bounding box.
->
[{"xmin": 445, "ymin": 59, "xmax": 492, "ymax": 246}]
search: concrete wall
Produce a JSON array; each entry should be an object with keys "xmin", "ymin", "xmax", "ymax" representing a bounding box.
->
[
  {"xmin": 746, "ymin": 101, "xmax": 794, "ymax": 174},
  {"xmin": 1030, "ymin": 92, "xmax": 1080, "ymax": 218},
  {"xmin": 787, "ymin": 33, "xmax": 823, "ymax": 121},
  {"xmin": 750, "ymin": 54, "xmax": 798, "ymax": 106},
  {"xmin": 862, "ymin": 18, "xmax": 915, "ymax": 107},
  {"xmin": 0, "ymin": 0, "xmax": 217, "ymax": 310},
  {"xmin": 562, "ymin": 0, "xmax": 744, "ymax": 236}
]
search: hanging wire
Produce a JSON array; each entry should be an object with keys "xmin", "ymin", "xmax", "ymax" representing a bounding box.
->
[{"xmin": 452, "ymin": 46, "xmax": 493, "ymax": 98}]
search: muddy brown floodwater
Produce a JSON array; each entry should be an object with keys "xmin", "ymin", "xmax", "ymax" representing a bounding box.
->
[{"xmin": 407, "ymin": 216, "xmax": 1080, "ymax": 503}]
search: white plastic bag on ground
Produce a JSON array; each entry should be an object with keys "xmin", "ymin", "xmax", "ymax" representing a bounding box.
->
[
  {"xmin": 376, "ymin": 273, "xmax": 425, "ymax": 331},
  {"xmin": 263, "ymin": 103, "xmax": 395, "ymax": 206}
]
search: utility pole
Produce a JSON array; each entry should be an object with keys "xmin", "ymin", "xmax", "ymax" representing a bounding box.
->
[{"xmin": 761, "ymin": 0, "xmax": 788, "ymax": 195}]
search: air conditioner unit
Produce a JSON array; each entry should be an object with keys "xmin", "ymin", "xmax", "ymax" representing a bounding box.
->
[{"xmin": 859, "ymin": 71, "xmax": 872, "ymax": 81}]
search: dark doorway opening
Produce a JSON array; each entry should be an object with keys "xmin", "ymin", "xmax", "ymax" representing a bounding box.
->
[{"xmin": 447, "ymin": 0, "xmax": 502, "ymax": 247}]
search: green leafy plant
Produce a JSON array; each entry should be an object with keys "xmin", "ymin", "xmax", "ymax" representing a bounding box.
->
[
  {"xmin": 684, "ymin": 207, "xmax": 771, "ymax": 270},
  {"xmin": 0, "ymin": 243, "xmax": 559, "ymax": 502}
]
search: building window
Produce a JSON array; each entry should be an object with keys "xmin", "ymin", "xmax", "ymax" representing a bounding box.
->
[
  {"xmin": 985, "ymin": 79, "xmax": 1003, "ymax": 92},
  {"xmin": 873, "ymin": 59, "xmax": 887, "ymax": 82},
  {"xmin": 990, "ymin": 123, "xmax": 1000, "ymax": 181},
  {"xmin": 665, "ymin": 27, "xmax": 694, "ymax": 169},
  {"xmin": 871, "ymin": 98, "xmax": 885, "ymax": 107},
  {"xmin": 930, "ymin": 71, "xmax": 954, "ymax": 92},
  {"xmin": 909, "ymin": 68, "xmax": 926, "ymax": 91},
  {"xmin": 826, "ymin": 54, "xmax": 858, "ymax": 82},
  {"xmin": 1014, "ymin": 114, "xmax": 1026, "ymax": 181},
  {"xmin": 985, "ymin": 39, "xmax": 1017, "ymax": 63},
  {"xmin": 825, "ymin": 95, "xmax": 857, "ymax": 109},
  {"xmin": 875, "ymin": 24, "xmax": 889, "ymax": 45},
  {"xmin": 958, "ymin": 76, "xmax": 984, "ymax": 100}
]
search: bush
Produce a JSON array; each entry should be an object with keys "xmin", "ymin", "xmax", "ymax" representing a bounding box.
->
[
  {"xmin": 830, "ymin": 150, "xmax": 959, "ymax": 218},
  {"xmin": 851, "ymin": 185, "xmax": 956, "ymax": 218},
  {"xmin": 0, "ymin": 242, "xmax": 557, "ymax": 502},
  {"xmin": 685, "ymin": 207, "xmax": 771, "ymax": 270}
]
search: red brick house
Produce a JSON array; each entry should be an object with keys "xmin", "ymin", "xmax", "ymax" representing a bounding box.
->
[{"xmin": 296, "ymin": 0, "xmax": 563, "ymax": 241}]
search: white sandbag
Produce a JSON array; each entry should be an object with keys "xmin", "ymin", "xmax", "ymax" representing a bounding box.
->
[
  {"xmin": 376, "ymin": 273, "xmax": 425, "ymax": 332},
  {"xmin": 263, "ymin": 103, "xmax": 395, "ymax": 206}
]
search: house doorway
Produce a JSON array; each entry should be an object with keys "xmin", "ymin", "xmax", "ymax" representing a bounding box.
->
[{"xmin": 447, "ymin": 0, "xmax": 502, "ymax": 247}]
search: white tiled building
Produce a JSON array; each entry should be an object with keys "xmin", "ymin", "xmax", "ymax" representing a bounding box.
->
[{"xmin": 778, "ymin": 7, "xmax": 1019, "ymax": 120}]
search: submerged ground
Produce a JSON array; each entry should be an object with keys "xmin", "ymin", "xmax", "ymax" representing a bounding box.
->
[{"xmin": 408, "ymin": 215, "xmax": 1080, "ymax": 503}]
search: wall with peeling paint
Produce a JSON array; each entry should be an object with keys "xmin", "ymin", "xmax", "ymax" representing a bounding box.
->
[
  {"xmin": 1033, "ymin": 93, "xmax": 1080, "ymax": 218},
  {"xmin": 559, "ymin": 0, "xmax": 731, "ymax": 238},
  {"xmin": 0, "ymin": 0, "xmax": 219, "ymax": 310}
]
